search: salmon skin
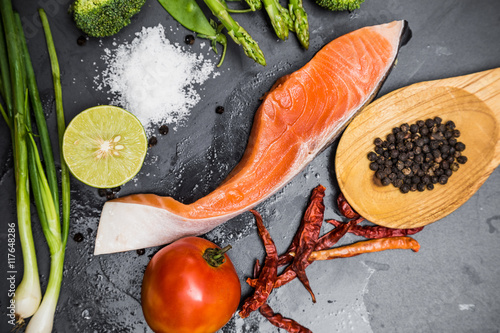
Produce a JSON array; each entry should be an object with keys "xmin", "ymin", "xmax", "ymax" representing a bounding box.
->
[{"xmin": 95, "ymin": 21, "xmax": 410, "ymax": 255}]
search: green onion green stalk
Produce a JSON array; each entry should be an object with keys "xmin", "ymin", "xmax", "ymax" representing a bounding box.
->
[
  {"xmin": 0, "ymin": 0, "xmax": 42, "ymax": 322},
  {"xmin": 0, "ymin": 1, "xmax": 70, "ymax": 331}
]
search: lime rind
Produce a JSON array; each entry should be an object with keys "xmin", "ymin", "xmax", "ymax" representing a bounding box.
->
[{"xmin": 62, "ymin": 105, "xmax": 147, "ymax": 188}]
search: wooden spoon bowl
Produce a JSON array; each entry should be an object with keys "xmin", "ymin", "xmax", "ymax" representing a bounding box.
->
[{"xmin": 335, "ymin": 68, "xmax": 500, "ymax": 229}]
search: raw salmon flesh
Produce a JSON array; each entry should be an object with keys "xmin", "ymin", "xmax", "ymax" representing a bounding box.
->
[{"xmin": 95, "ymin": 20, "xmax": 410, "ymax": 255}]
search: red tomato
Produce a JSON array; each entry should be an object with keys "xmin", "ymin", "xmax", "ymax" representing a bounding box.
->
[{"xmin": 141, "ymin": 237, "xmax": 241, "ymax": 333}]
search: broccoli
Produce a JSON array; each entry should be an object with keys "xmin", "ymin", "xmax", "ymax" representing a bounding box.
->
[
  {"xmin": 70, "ymin": 0, "xmax": 146, "ymax": 37},
  {"xmin": 315, "ymin": 0, "xmax": 365, "ymax": 11}
]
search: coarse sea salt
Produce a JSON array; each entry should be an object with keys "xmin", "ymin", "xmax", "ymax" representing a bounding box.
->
[{"xmin": 96, "ymin": 24, "xmax": 217, "ymax": 132}]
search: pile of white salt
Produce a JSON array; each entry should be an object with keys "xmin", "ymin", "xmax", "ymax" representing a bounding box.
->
[{"xmin": 97, "ymin": 24, "xmax": 217, "ymax": 132}]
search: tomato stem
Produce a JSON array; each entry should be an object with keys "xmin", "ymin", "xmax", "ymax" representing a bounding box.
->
[{"xmin": 203, "ymin": 245, "xmax": 232, "ymax": 267}]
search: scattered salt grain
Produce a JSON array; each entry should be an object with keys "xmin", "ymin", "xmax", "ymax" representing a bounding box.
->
[{"xmin": 96, "ymin": 24, "xmax": 218, "ymax": 132}]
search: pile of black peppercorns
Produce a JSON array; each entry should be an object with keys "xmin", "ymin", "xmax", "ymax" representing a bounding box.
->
[{"xmin": 367, "ymin": 117, "xmax": 468, "ymax": 193}]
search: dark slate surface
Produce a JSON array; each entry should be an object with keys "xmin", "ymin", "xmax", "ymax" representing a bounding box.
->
[{"xmin": 1, "ymin": 0, "xmax": 499, "ymax": 332}]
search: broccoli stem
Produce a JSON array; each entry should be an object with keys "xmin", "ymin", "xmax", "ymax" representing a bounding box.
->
[
  {"xmin": 203, "ymin": 0, "xmax": 266, "ymax": 66},
  {"xmin": 262, "ymin": 0, "xmax": 293, "ymax": 41},
  {"xmin": 289, "ymin": 0, "xmax": 309, "ymax": 49}
]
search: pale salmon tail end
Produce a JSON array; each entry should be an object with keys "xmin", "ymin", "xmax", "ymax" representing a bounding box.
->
[
  {"xmin": 94, "ymin": 20, "xmax": 410, "ymax": 255},
  {"xmin": 94, "ymin": 200, "xmax": 234, "ymax": 255}
]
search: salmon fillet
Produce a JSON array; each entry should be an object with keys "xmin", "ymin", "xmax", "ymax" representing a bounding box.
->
[{"xmin": 95, "ymin": 20, "xmax": 409, "ymax": 255}]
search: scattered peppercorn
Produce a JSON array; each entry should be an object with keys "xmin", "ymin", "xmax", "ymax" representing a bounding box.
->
[
  {"xmin": 73, "ymin": 232, "xmax": 84, "ymax": 242},
  {"xmin": 77, "ymin": 35, "xmax": 87, "ymax": 46},
  {"xmin": 136, "ymin": 248, "xmax": 146, "ymax": 256},
  {"xmin": 159, "ymin": 124, "xmax": 169, "ymax": 135},
  {"xmin": 184, "ymin": 34, "xmax": 195, "ymax": 45},
  {"xmin": 368, "ymin": 117, "xmax": 467, "ymax": 193},
  {"xmin": 148, "ymin": 136, "xmax": 158, "ymax": 148},
  {"xmin": 98, "ymin": 188, "xmax": 107, "ymax": 197},
  {"xmin": 216, "ymin": 105, "xmax": 225, "ymax": 114}
]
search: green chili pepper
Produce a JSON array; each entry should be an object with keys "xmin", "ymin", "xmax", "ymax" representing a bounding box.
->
[{"xmin": 157, "ymin": 0, "xmax": 227, "ymax": 67}]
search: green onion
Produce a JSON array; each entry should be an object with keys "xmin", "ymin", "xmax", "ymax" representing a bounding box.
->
[
  {"xmin": 38, "ymin": 8, "xmax": 70, "ymax": 247},
  {"xmin": 15, "ymin": 12, "xmax": 59, "ymax": 217},
  {"xmin": 22, "ymin": 9, "xmax": 70, "ymax": 333},
  {"xmin": 1, "ymin": 1, "xmax": 71, "ymax": 330},
  {"xmin": 0, "ymin": 0, "xmax": 42, "ymax": 323},
  {"xmin": 0, "ymin": 13, "xmax": 13, "ymax": 116}
]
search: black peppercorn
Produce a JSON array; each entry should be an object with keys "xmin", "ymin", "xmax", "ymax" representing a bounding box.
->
[
  {"xmin": 136, "ymin": 249, "xmax": 146, "ymax": 256},
  {"xmin": 159, "ymin": 124, "xmax": 169, "ymax": 135},
  {"xmin": 386, "ymin": 133, "xmax": 395, "ymax": 142},
  {"xmin": 410, "ymin": 183, "xmax": 418, "ymax": 192},
  {"xmin": 410, "ymin": 124, "xmax": 418, "ymax": 133},
  {"xmin": 417, "ymin": 183, "xmax": 426, "ymax": 192},
  {"xmin": 455, "ymin": 142, "xmax": 466, "ymax": 151},
  {"xmin": 215, "ymin": 105, "xmax": 225, "ymax": 114},
  {"xmin": 427, "ymin": 183, "xmax": 434, "ymax": 190},
  {"xmin": 457, "ymin": 155, "xmax": 468, "ymax": 164},
  {"xmin": 417, "ymin": 120, "xmax": 425, "ymax": 127},
  {"xmin": 375, "ymin": 147, "xmax": 384, "ymax": 155},
  {"xmin": 445, "ymin": 169, "xmax": 452, "ymax": 177},
  {"xmin": 184, "ymin": 34, "xmax": 195, "ymax": 45},
  {"xmin": 451, "ymin": 163, "xmax": 460, "ymax": 171},
  {"xmin": 434, "ymin": 117, "xmax": 442, "ymax": 125},
  {"xmin": 98, "ymin": 188, "xmax": 107, "ymax": 197},
  {"xmin": 369, "ymin": 162, "xmax": 379, "ymax": 171},
  {"xmin": 425, "ymin": 118, "xmax": 435, "ymax": 128},
  {"xmin": 381, "ymin": 177, "xmax": 391, "ymax": 186},
  {"xmin": 438, "ymin": 175, "xmax": 448, "ymax": 185},
  {"xmin": 77, "ymin": 35, "xmax": 87, "ymax": 46},
  {"xmin": 422, "ymin": 145, "xmax": 430, "ymax": 154},
  {"xmin": 420, "ymin": 126, "xmax": 429, "ymax": 136},
  {"xmin": 148, "ymin": 136, "xmax": 158, "ymax": 147},
  {"xmin": 73, "ymin": 233, "xmax": 84, "ymax": 242},
  {"xmin": 445, "ymin": 120, "xmax": 456, "ymax": 130},
  {"xmin": 393, "ymin": 178, "xmax": 403, "ymax": 188},
  {"xmin": 431, "ymin": 176, "xmax": 438, "ymax": 184},
  {"xmin": 400, "ymin": 184, "xmax": 411, "ymax": 193},
  {"xmin": 375, "ymin": 170, "xmax": 385, "ymax": 179},
  {"xmin": 367, "ymin": 152, "xmax": 377, "ymax": 161}
]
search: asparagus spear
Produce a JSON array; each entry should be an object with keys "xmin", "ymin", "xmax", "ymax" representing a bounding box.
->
[
  {"xmin": 262, "ymin": 0, "xmax": 293, "ymax": 41},
  {"xmin": 289, "ymin": 0, "xmax": 309, "ymax": 49},
  {"xmin": 244, "ymin": 0, "xmax": 262, "ymax": 11},
  {"xmin": 203, "ymin": 0, "xmax": 266, "ymax": 66}
]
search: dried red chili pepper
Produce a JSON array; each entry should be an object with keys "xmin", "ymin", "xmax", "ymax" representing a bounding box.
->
[
  {"xmin": 326, "ymin": 219, "xmax": 424, "ymax": 239},
  {"xmin": 306, "ymin": 236, "xmax": 420, "ymax": 261},
  {"xmin": 259, "ymin": 217, "xmax": 358, "ymax": 290},
  {"xmin": 278, "ymin": 185, "xmax": 325, "ymax": 267},
  {"xmin": 288, "ymin": 185, "xmax": 325, "ymax": 303},
  {"xmin": 337, "ymin": 192, "xmax": 359, "ymax": 219},
  {"xmin": 239, "ymin": 210, "xmax": 278, "ymax": 318},
  {"xmin": 259, "ymin": 303, "xmax": 313, "ymax": 333},
  {"xmin": 315, "ymin": 217, "xmax": 362, "ymax": 251}
]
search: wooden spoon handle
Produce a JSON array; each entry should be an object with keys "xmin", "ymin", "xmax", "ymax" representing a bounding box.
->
[{"xmin": 460, "ymin": 68, "xmax": 500, "ymax": 166}]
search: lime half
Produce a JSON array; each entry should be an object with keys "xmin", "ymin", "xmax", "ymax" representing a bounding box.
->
[{"xmin": 63, "ymin": 105, "xmax": 147, "ymax": 188}]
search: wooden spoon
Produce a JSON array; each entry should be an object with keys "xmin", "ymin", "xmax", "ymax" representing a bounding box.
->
[{"xmin": 335, "ymin": 68, "xmax": 500, "ymax": 229}]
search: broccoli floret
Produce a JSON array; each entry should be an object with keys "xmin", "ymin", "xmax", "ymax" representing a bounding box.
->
[
  {"xmin": 315, "ymin": 0, "xmax": 365, "ymax": 11},
  {"xmin": 70, "ymin": 0, "xmax": 146, "ymax": 37}
]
